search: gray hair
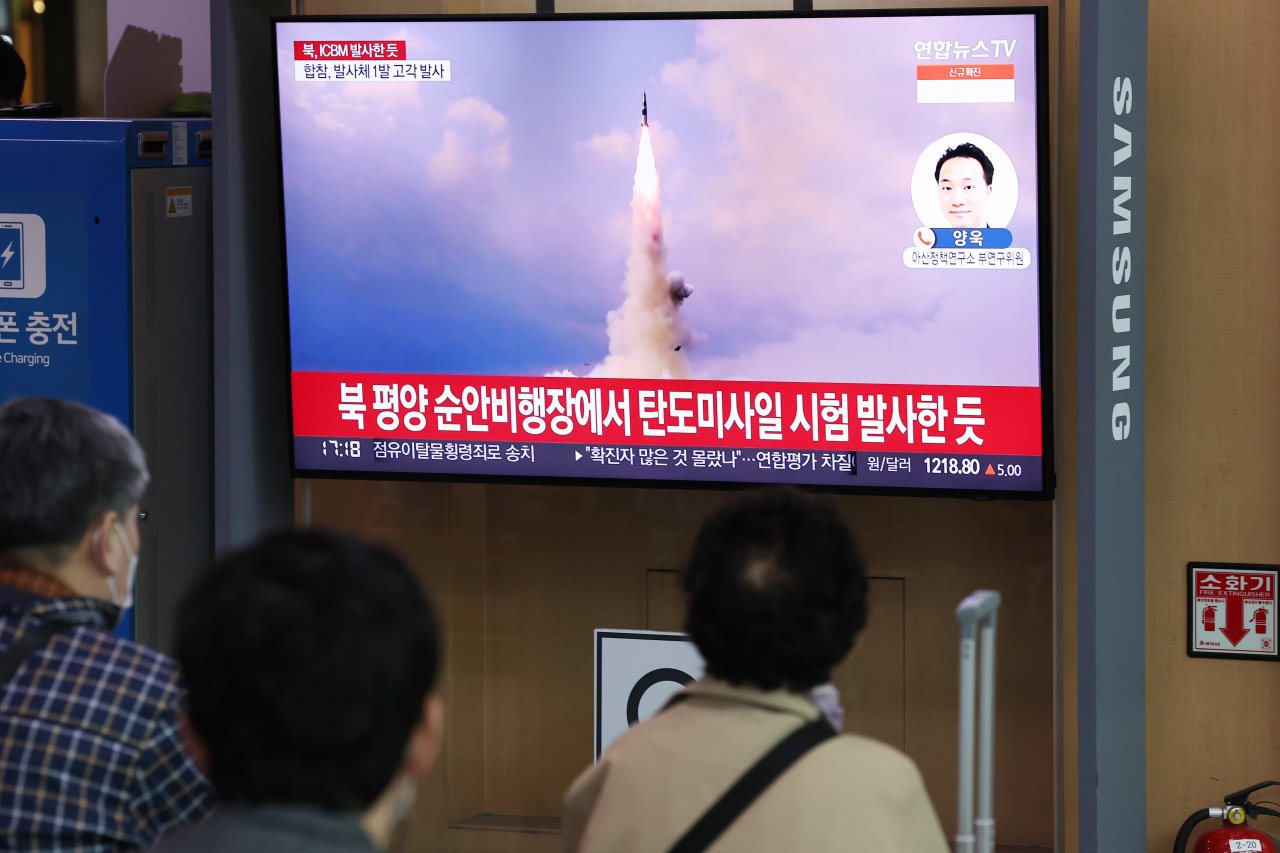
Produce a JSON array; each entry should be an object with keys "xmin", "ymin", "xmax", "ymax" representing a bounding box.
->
[{"xmin": 0, "ymin": 397, "xmax": 149, "ymax": 566}]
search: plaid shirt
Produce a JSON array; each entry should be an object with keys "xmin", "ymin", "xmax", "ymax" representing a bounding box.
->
[{"xmin": 0, "ymin": 570, "xmax": 215, "ymax": 851}]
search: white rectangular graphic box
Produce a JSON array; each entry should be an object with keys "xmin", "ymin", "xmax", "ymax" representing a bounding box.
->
[
  {"xmin": 916, "ymin": 63, "xmax": 1015, "ymax": 103},
  {"xmin": 594, "ymin": 630, "xmax": 705, "ymax": 760}
]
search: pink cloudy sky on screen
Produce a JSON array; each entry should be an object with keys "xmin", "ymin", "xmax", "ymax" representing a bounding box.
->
[{"xmin": 277, "ymin": 15, "xmax": 1043, "ymax": 386}]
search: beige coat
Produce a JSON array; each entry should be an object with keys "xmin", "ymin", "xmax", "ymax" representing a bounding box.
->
[{"xmin": 563, "ymin": 678, "xmax": 949, "ymax": 853}]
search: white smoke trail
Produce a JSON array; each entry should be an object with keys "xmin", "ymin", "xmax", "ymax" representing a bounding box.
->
[{"xmin": 593, "ymin": 125, "xmax": 692, "ymax": 379}]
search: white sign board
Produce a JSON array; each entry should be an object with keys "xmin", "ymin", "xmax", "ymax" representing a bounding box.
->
[
  {"xmin": 1188, "ymin": 563, "xmax": 1279, "ymax": 660},
  {"xmin": 595, "ymin": 629, "xmax": 705, "ymax": 760}
]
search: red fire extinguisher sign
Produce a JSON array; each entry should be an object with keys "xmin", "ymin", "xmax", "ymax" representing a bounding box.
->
[{"xmin": 1189, "ymin": 563, "xmax": 1280, "ymax": 660}]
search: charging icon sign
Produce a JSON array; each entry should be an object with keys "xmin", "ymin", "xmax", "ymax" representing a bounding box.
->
[
  {"xmin": 0, "ymin": 214, "xmax": 45, "ymax": 299},
  {"xmin": 0, "ymin": 223, "xmax": 24, "ymax": 288}
]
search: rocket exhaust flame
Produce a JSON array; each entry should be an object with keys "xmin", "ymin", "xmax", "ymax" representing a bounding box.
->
[
  {"xmin": 633, "ymin": 125, "xmax": 659, "ymax": 203},
  {"xmin": 594, "ymin": 109, "xmax": 694, "ymax": 380}
]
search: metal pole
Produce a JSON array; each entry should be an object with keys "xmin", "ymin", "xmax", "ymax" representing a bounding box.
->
[
  {"xmin": 956, "ymin": 621, "xmax": 978, "ymax": 853},
  {"xmin": 956, "ymin": 590, "xmax": 1001, "ymax": 853},
  {"xmin": 976, "ymin": 612, "xmax": 998, "ymax": 853}
]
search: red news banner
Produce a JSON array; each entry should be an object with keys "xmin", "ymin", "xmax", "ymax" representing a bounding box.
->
[
  {"xmin": 293, "ymin": 40, "xmax": 406, "ymax": 60},
  {"xmin": 292, "ymin": 372, "xmax": 1042, "ymax": 456}
]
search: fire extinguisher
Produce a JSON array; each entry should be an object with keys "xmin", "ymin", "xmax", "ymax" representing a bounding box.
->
[
  {"xmin": 1174, "ymin": 781, "xmax": 1280, "ymax": 853},
  {"xmin": 1203, "ymin": 605, "xmax": 1217, "ymax": 633},
  {"xmin": 1255, "ymin": 608, "xmax": 1268, "ymax": 634}
]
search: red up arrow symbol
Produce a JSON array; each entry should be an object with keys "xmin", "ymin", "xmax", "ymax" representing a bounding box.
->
[{"xmin": 1222, "ymin": 593, "xmax": 1251, "ymax": 647}]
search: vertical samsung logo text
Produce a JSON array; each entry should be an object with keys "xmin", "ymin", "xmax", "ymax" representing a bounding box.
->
[{"xmin": 1110, "ymin": 76, "xmax": 1134, "ymax": 441}]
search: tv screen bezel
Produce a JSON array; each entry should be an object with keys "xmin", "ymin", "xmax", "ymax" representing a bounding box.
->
[{"xmin": 271, "ymin": 6, "xmax": 1055, "ymax": 500}]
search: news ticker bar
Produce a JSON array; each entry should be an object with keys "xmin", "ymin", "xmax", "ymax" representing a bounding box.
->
[{"xmin": 294, "ymin": 437, "xmax": 1044, "ymax": 491}]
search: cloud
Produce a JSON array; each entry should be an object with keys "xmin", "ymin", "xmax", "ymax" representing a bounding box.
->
[
  {"xmin": 444, "ymin": 95, "xmax": 509, "ymax": 132},
  {"xmin": 661, "ymin": 22, "xmax": 905, "ymax": 243},
  {"xmin": 427, "ymin": 96, "xmax": 511, "ymax": 188},
  {"xmin": 303, "ymin": 95, "xmax": 399, "ymax": 140},
  {"xmin": 293, "ymin": 73, "xmax": 422, "ymax": 141},
  {"xmin": 690, "ymin": 268, "xmax": 1040, "ymax": 386},
  {"xmin": 653, "ymin": 19, "xmax": 941, "ymax": 359},
  {"xmin": 575, "ymin": 128, "xmax": 633, "ymax": 169},
  {"xmin": 574, "ymin": 121, "xmax": 679, "ymax": 171}
]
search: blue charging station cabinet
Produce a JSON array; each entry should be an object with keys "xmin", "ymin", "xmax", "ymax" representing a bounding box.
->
[{"xmin": 0, "ymin": 119, "xmax": 213, "ymax": 648}]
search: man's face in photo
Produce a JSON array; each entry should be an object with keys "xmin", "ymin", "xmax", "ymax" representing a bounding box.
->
[{"xmin": 937, "ymin": 157, "xmax": 992, "ymax": 228}]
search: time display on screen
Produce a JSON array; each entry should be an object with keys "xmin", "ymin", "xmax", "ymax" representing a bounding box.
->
[{"xmin": 320, "ymin": 439, "xmax": 361, "ymax": 458}]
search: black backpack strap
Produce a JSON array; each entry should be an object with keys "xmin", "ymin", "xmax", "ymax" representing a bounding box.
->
[
  {"xmin": 666, "ymin": 717, "xmax": 836, "ymax": 853},
  {"xmin": 0, "ymin": 618, "xmax": 74, "ymax": 686}
]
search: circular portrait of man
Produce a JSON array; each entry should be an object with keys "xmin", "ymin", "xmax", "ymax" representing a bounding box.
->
[{"xmin": 910, "ymin": 133, "xmax": 1019, "ymax": 230}]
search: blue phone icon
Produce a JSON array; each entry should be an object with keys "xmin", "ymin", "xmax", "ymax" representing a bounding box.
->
[{"xmin": 0, "ymin": 222, "xmax": 23, "ymax": 289}]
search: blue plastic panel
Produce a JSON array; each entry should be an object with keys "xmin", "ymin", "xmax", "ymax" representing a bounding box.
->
[{"xmin": 0, "ymin": 119, "xmax": 211, "ymax": 642}]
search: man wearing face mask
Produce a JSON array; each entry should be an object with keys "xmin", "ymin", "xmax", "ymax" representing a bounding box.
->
[{"xmin": 0, "ymin": 397, "xmax": 215, "ymax": 851}]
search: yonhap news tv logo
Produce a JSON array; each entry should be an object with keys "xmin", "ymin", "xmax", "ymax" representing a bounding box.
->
[{"xmin": 0, "ymin": 213, "xmax": 46, "ymax": 299}]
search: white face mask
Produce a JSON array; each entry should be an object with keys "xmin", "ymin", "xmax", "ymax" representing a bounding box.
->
[
  {"xmin": 105, "ymin": 521, "xmax": 138, "ymax": 610},
  {"xmin": 390, "ymin": 775, "xmax": 417, "ymax": 824}
]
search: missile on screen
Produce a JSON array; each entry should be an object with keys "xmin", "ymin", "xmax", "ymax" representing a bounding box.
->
[{"xmin": 642, "ymin": 92, "xmax": 648, "ymax": 127}]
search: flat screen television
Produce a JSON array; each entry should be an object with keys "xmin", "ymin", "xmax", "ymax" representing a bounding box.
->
[{"xmin": 274, "ymin": 8, "xmax": 1052, "ymax": 497}]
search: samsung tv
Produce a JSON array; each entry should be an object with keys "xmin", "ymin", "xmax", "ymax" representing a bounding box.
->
[{"xmin": 274, "ymin": 7, "xmax": 1052, "ymax": 497}]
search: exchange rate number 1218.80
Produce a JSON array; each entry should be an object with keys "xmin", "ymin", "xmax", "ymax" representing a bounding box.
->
[{"xmin": 923, "ymin": 457, "xmax": 982, "ymax": 475}]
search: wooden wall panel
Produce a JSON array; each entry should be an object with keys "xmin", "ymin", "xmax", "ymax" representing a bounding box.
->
[
  {"xmin": 1054, "ymin": 2, "xmax": 1081, "ymax": 851},
  {"xmin": 848, "ymin": 495, "xmax": 1055, "ymax": 847},
  {"xmin": 447, "ymin": 484, "xmax": 489, "ymax": 825},
  {"xmin": 833, "ymin": 577, "xmax": 907, "ymax": 751},
  {"xmin": 299, "ymin": 0, "xmax": 536, "ymax": 14},
  {"xmin": 1144, "ymin": 1, "xmax": 1280, "ymax": 849},
  {"xmin": 646, "ymin": 570, "xmax": 684, "ymax": 632},
  {"xmin": 479, "ymin": 486, "xmax": 657, "ymax": 821},
  {"xmin": 555, "ymin": 0, "xmax": 785, "ymax": 12}
]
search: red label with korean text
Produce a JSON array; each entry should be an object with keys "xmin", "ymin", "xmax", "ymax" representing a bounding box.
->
[
  {"xmin": 1190, "ymin": 566, "xmax": 1278, "ymax": 657},
  {"xmin": 293, "ymin": 41, "xmax": 406, "ymax": 60},
  {"xmin": 916, "ymin": 64, "xmax": 1015, "ymax": 80}
]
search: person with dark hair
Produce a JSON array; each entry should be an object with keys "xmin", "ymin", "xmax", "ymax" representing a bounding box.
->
[
  {"xmin": 0, "ymin": 396, "xmax": 215, "ymax": 850},
  {"xmin": 151, "ymin": 528, "xmax": 444, "ymax": 852},
  {"xmin": 935, "ymin": 141, "xmax": 996, "ymax": 228},
  {"xmin": 0, "ymin": 38, "xmax": 24, "ymax": 106},
  {"xmin": 562, "ymin": 488, "xmax": 947, "ymax": 853}
]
